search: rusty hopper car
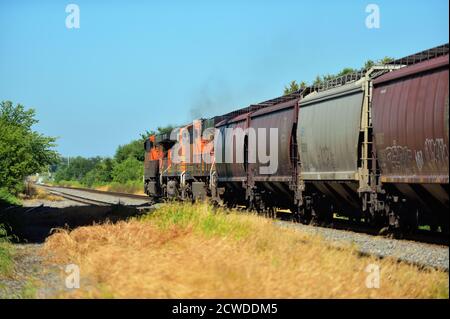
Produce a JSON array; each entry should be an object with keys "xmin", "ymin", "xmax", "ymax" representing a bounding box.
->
[
  {"xmin": 372, "ymin": 54, "xmax": 449, "ymax": 231},
  {"xmin": 212, "ymin": 92, "xmax": 304, "ymax": 209},
  {"xmin": 247, "ymin": 99, "xmax": 300, "ymax": 214},
  {"xmin": 214, "ymin": 112, "xmax": 250, "ymax": 206}
]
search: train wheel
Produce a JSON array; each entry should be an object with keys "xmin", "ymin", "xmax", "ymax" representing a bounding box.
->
[
  {"xmin": 310, "ymin": 195, "xmax": 333, "ymax": 227},
  {"xmin": 299, "ymin": 199, "xmax": 313, "ymax": 225},
  {"xmin": 365, "ymin": 207, "xmax": 386, "ymax": 231},
  {"xmin": 382, "ymin": 199, "xmax": 408, "ymax": 239},
  {"xmin": 292, "ymin": 206, "xmax": 301, "ymax": 223},
  {"xmin": 267, "ymin": 206, "xmax": 276, "ymax": 219},
  {"xmin": 298, "ymin": 209, "xmax": 312, "ymax": 224}
]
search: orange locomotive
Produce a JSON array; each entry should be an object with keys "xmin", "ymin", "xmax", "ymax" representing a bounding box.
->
[{"xmin": 144, "ymin": 119, "xmax": 216, "ymax": 201}]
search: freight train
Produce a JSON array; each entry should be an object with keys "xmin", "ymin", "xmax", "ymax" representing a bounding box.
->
[{"xmin": 143, "ymin": 44, "xmax": 449, "ymax": 234}]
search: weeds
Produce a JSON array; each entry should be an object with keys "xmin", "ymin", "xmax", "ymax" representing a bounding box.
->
[
  {"xmin": 42, "ymin": 202, "xmax": 449, "ymax": 298},
  {"xmin": 20, "ymin": 185, "xmax": 63, "ymax": 201},
  {"xmin": 0, "ymin": 225, "xmax": 14, "ymax": 277}
]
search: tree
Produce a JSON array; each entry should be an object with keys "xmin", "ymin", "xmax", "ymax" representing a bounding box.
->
[
  {"xmin": 364, "ymin": 57, "xmax": 394, "ymax": 70},
  {"xmin": 284, "ymin": 80, "xmax": 300, "ymax": 95},
  {"xmin": 157, "ymin": 125, "xmax": 175, "ymax": 135},
  {"xmin": 381, "ymin": 56, "xmax": 394, "ymax": 64},
  {"xmin": 115, "ymin": 140, "xmax": 146, "ymax": 163},
  {"xmin": 364, "ymin": 60, "xmax": 375, "ymax": 69},
  {"xmin": 0, "ymin": 101, "xmax": 58, "ymax": 195},
  {"xmin": 337, "ymin": 68, "xmax": 356, "ymax": 76},
  {"xmin": 111, "ymin": 157, "xmax": 143, "ymax": 183},
  {"xmin": 54, "ymin": 156, "xmax": 102, "ymax": 182},
  {"xmin": 140, "ymin": 125, "xmax": 176, "ymax": 140},
  {"xmin": 313, "ymin": 75, "xmax": 323, "ymax": 86},
  {"xmin": 283, "ymin": 55, "xmax": 396, "ymax": 94},
  {"xmin": 81, "ymin": 158, "xmax": 114, "ymax": 186},
  {"xmin": 283, "ymin": 80, "xmax": 308, "ymax": 95}
]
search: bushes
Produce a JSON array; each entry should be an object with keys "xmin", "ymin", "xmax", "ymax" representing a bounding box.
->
[
  {"xmin": 54, "ymin": 156, "xmax": 102, "ymax": 183},
  {"xmin": 0, "ymin": 188, "xmax": 21, "ymax": 206},
  {"xmin": 81, "ymin": 158, "xmax": 114, "ymax": 187},
  {"xmin": 111, "ymin": 157, "xmax": 142, "ymax": 184}
]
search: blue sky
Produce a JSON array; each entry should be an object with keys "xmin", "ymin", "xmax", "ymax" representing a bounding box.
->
[{"xmin": 0, "ymin": 0, "xmax": 448, "ymax": 157}]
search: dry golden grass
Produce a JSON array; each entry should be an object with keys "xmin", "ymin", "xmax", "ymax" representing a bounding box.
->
[
  {"xmin": 42, "ymin": 203, "xmax": 449, "ymax": 298},
  {"xmin": 94, "ymin": 184, "xmax": 145, "ymax": 195},
  {"xmin": 21, "ymin": 185, "xmax": 63, "ymax": 201},
  {"xmin": 94, "ymin": 185, "xmax": 110, "ymax": 192}
]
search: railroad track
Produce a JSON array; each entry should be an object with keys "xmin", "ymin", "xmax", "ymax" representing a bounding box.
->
[
  {"xmin": 36, "ymin": 184, "xmax": 153, "ymax": 207},
  {"xmin": 39, "ymin": 184, "xmax": 150, "ymax": 200},
  {"xmin": 277, "ymin": 220, "xmax": 449, "ymax": 272},
  {"xmin": 275, "ymin": 211, "xmax": 449, "ymax": 247},
  {"xmin": 45, "ymin": 189, "xmax": 113, "ymax": 206}
]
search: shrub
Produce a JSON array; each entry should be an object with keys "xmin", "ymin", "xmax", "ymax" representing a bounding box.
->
[
  {"xmin": 0, "ymin": 187, "xmax": 21, "ymax": 206},
  {"xmin": 111, "ymin": 157, "xmax": 143, "ymax": 184}
]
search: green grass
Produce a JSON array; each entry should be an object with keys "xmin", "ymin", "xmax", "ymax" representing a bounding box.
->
[
  {"xmin": 0, "ymin": 225, "xmax": 14, "ymax": 277},
  {"xmin": 140, "ymin": 202, "xmax": 254, "ymax": 240},
  {"xmin": 0, "ymin": 243, "xmax": 14, "ymax": 276},
  {"xmin": 53, "ymin": 180, "xmax": 84, "ymax": 188},
  {"xmin": 0, "ymin": 187, "xmax": 21, "ymax": 206},
  {"xmin": 19, "ymin": 280, "xmax": 37, "ymax": 299}
]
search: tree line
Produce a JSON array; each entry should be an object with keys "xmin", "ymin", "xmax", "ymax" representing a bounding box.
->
[
  {"xmin": 51, "ymin": 127, "xmax": 174, "ymax": 193},
  {"xmin": 52, "ymin": 141, "xmax": 145, "ymax": 189},
  {"xmin": 283, "ymin": 57, "xmax": 394, "ymax": 95}
]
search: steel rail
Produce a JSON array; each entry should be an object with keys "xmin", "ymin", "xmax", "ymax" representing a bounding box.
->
[
  {"xmin": 38, "ymin": 184, "xmax": 150, "ymax": 200},
  {"xmin": 46, "ymin": 189, "xmax": 113, "ymax": 206}
]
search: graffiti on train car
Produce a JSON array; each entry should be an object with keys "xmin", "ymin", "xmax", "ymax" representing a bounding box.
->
[
  {"xmin": 317, "ymin": 146, "xmax": 337, "ymax": 172},
  {"xmin": 415, "ymin": 150, "xmax": 424, "ymax": 171},
  {"xmin": 424, "ymin": 138, "xmax": 449, "ymax": 169},
  {"xmin": 381, "ymin": 138, "xmax": 449, "ymax": 174},
  {"xmin": 381, "ymin": 141, "xmax": 414, "ymax": 174}
]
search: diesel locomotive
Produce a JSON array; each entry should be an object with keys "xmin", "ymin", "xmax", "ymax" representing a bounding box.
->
[{"xmin": 143, "ymin": 44, "xmax": 449, "ymax": 234}]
